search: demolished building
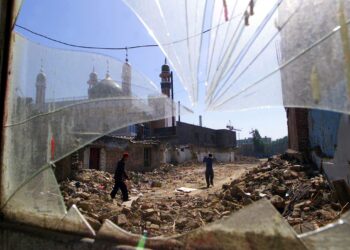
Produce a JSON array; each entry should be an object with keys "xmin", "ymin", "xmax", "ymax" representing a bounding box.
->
[
  {"xmin": 2, "ymin": 0, "xmax": 350, "ymax": 249},
  {"xmin": 68, "ymin": 61, "xmax": 237, "ymax": 176}
]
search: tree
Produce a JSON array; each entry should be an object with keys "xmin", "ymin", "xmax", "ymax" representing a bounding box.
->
[{"xmin": 252, "ymin": 129, "xmax": 265, "ymax": 156}]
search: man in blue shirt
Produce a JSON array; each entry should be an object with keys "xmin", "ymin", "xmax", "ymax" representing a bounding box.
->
[{"xmin": 203, "ymin": 154, "xmax": 214, "ymax": 188}]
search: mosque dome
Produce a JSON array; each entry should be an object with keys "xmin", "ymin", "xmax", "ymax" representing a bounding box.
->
[{"xmin": 89, "ymin": 72, "xmax": 123, "ymax": 98}]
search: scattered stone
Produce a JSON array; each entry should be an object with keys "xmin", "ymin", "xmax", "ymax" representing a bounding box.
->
[
  {"xmin": 270, "ymin": 195, "xmax": 285, "ymax": 209},
  {"xmin": 149, "ymin": 224, "xmax": 160, "ymax": 230},
  {"xmin": 160, "ymin": 213, "xmax": 173, "ymax": 222},
  {"xmin": 122, "ymin": 207, "xmax": 131, "ymax": 215},
  {"xmin": 77, "ymin": 201, "xmax": 93, "ymax": 212},
  {"xmin": 150, "ymin": 181, "xmax": 162, "ymax": 188},
  {"xmin": 60, "ymin": 157, "xmax": 341, "ymax": 237},
  {"xmin": 85, "ymin": 216, "xmax": 101, "ymax": 231},
  {"xmin": 175, "ymin": 218, "xmax": 188, "ymax": 230},
  {"xmin": 117, "ymin": 214, "xmax": 128, "ymax": 226},
  {"xmin": 216, "ymin": 155, "xmax": 341, "ymax": 234},
  {"xmin": 142, "ymin": 209, "xmax": 157, "ymax": 218}
]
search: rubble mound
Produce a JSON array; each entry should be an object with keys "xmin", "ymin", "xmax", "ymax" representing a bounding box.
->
[
  {"xmin": 60, "ymin": 164, "xmax": 219, "ymax": 236},
  {"xmin": 218, "ymin": 156, "xmax": 343, "ymax": 234},
  {"xmin": 59, "ymin": 159, "xmax": 343, "ymax": 237},
  {"xmin": 234, "ymin": 155, "xmax": 261, "ymax": 164}
]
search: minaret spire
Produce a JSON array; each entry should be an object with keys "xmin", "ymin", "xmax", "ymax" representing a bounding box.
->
[
  {"xmin": 125, "ymin": 47, "xmax": 129, "ymax": 63},
  {"xmin": 106, "ymin": 60, "xmax": 110, "ymax": 77},
  {"xmin": 40, "ymin": 58, "xmax": 44, "ymax": 72}
]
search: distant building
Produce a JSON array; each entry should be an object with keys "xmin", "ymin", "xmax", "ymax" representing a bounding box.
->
[
  {"xmin": 237, "ymin": 138, "xmax": 253, "ymax": 146},
  {"xmin": 64, "ymin": 60, "xmax": 237, "ymax": 175},
  {"xmin": 149, "ymin": 121, "xmax": 236, "ymax": 164},
  {"xmin": 237, "ymin": 136, "xmax": 287, "ymax": 158}
]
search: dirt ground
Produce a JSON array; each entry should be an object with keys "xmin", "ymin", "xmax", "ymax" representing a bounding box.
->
[
  {"xmin": 136, "ymin": 163, "xmax": 256, "ymax": 199},
  {"xmin": 61, "ymin": 162, "xmax": 257, "ymax": 236},
  {"xmin": 61, "ymin": 157, "xmax": 342, "ymax": 237}
]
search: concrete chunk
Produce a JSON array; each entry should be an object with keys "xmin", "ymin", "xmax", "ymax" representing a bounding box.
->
[{"xmin": 176, "ymin": 199, "xmax": 307, "ymax": 250}]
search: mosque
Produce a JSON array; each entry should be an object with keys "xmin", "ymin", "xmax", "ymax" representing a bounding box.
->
[
  {"xmin": 34, "ymin": 58, "xmax": 132, "ymax": 112},
  {"xmin": 86, "ymin": 60, "xmax": 131, "ymax": 99}
]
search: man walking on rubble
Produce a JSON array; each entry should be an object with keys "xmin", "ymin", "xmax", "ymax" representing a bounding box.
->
[
  {"xmin": 110, "ymin": 153, "xmax": 130, "ymax": 201},
  {"xmin": 203, "ymin": 153, "xmax": 214, "ymax": 188}
]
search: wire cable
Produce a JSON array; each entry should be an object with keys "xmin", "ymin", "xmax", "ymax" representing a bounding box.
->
[{"xmin": 15, "ymin": 10, "xmax": 242, "ymax": 51}]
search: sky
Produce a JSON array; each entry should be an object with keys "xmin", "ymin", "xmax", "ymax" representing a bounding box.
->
[{"xmin": 15, "ymin": 0, "xmax": 287, "ymax": 140}]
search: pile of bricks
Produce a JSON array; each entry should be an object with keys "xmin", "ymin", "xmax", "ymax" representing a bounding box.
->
[{"xmin": 218, "ymin": 156, "xmax": 343, "ymax": 234}]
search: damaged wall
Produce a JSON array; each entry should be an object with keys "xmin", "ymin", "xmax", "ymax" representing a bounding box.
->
[
  {"xmin": 286, "ymin": 108, "xmax": 309, "ymax": 154},
  {"xmin": 325, "ymin": 114, "xmax": 350, "ymax": 185},
  {"xmin": 54, "ymin": 136, "xmax": 162, "ymax": 181},
  {"xmin": 162, "ymin": 145, "xmax": 235, "ymax": 164},
  {"xmin": 308, "ymin": 109, "xmax": 341, "ymax": 158}
]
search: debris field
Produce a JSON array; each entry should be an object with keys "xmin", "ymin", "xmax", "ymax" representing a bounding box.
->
[{"xmin": 60, "ymin": 156, "xmax": 344, "ymax": 236}]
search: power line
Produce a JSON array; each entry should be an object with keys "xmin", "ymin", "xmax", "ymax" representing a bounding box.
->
[
  {"xmin": 15, "ymin": 24, "xmax": 158, "ymax": 50},
  {"xmin": 15, "ymin": 12, "xmax": 242, "ymax": 51}
]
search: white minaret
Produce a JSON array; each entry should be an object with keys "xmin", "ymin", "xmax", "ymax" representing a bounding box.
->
[
  {"xmin": 87, "ymin": 66, "xmax": 98, "ymax": 89},
  {"xmin": 122, "ymin": 53, "xmax": 131, "ymax": 96},
  {"xmin": 35, "ymin": 63, "xmax": 46, "ymax": 111},
  {"xmin": 87, "ymin": 66, "xmax": 98, "ymax": 99}
]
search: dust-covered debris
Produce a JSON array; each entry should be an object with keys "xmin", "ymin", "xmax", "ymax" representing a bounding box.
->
[
  {"xmin": 217, "ymin": 155, "xmax": 344, "ymax": 234},
  {"xmin": 59, "ymin": 157, "xmax": 344, "ymax": 237},
  {"xmin": 60, "ymin": 162, "xmax": 244, "ymax": 236}
]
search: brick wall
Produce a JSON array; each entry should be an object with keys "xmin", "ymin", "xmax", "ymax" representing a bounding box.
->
[
  {"xmin": 104, "ymin": 145, "xmax": 146, "ymax": 173},
  {"xmin": 286, "ymin": 108, "xmax": 309, "ymax": 153},
  {"xmin": 176, "ymin": 122, "xmax": 236, "ymax": 148}
]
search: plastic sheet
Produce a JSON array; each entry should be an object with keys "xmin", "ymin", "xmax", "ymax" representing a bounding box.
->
[
  {"xmin": 124, "ymin": 0, "xmax": 350, "ymax": 114},
  {"xmin": 1, "ymin": 33, "xmax": 181, "ymax": 228},
  {"xmin": 211, "ymin": 0, "xmax": 350, "ymax": 113},
  {"xmin": 122, "ymin": 0, "xmax": 207, "ymax": 105}
]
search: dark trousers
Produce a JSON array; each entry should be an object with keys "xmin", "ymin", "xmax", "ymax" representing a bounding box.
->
[
  {"xmin": 110, "ymin": 180, "xmax": 129, "ymax": 201},
  {"xmin": 205, "ymin": 169, "xmax": 214, "ymax": 187}
]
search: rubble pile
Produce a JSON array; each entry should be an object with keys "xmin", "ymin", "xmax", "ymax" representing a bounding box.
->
[
  {"xmin": 59, "ymin": 158, "xmax": 343, "ymax": 237},
  {"xmin": 234, "ymin": 155, "xmax": 261, "ymax": 164},
  {"xmin": 60, "ymin": 164, "xmax": 221, "ymax": 236},
  {"xmin": 218, "ymin": 156, "xmax": 343, "ymax": 233}
]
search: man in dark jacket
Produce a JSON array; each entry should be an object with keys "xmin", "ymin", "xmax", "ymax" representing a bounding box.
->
[
  {"xmin": 203, "ymin": 154, "xmax": 214, "ymax": 188},
  {"xmin": 110, "ymin": 153, "xmax": 130, "ymax": 201}
]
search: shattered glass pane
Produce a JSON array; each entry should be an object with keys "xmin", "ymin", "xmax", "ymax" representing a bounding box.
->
[
  {"xmin": 1, "ymin": 32, "xmax": 183, "ymax": 228},
  {"xmin": 123, "ymin": 0, "xmax": 206, "ymax": 105},
  {"xmin": 124, "ymin": 0, "xmax": 350, "ymax": 114},
  {"xmin": 2, "ymin": 168, "xmax": 66, "ymax": 228},
  {"xmin": 300, "ymin": 222, "xmax": 350, "ymax": 250}
]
